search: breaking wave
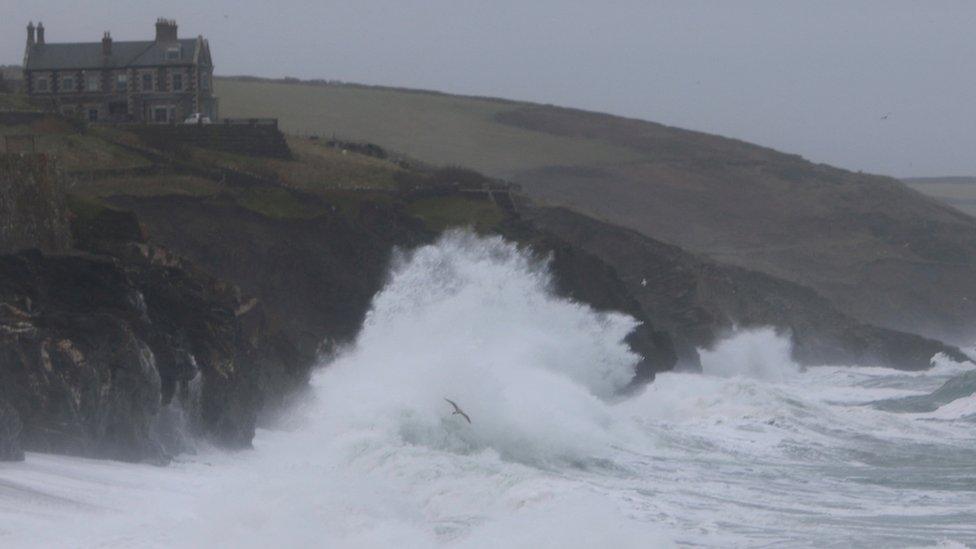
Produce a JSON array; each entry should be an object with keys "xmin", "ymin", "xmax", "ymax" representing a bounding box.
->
[{"xmin": 1, "ymin": 230, "xmax": 975, "ymax": 548}]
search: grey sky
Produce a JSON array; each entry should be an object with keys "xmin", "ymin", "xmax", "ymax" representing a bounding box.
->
[{"xmin": 4, "ymin": 1, "xmax": 974, "ymax": 177}]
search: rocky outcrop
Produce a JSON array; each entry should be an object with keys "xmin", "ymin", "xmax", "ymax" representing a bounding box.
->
[
  {"xmin": 0, "ymin": 398, "xmax": 23, "ymax": 461},
  {"xmin": 107, "ymin": 193, "xmax": 430, "ymax": 380},
  {"xmin": 109, "ymin": 190, "xmax": 680, "ymax": 388},
  {"xmin": 0, "ymin": 207, "xmax": 298, "ymax": 462},
  {"xmin": 499, "ymin": 221, "xmax": 677, "ymax": 382},
  {"xmin": 523, "ymin": 206, "xmax": 967, "ymax": 370},
  {"xmin": 0, "ymin": 154, "xmax": 72, "ymax": 253}
]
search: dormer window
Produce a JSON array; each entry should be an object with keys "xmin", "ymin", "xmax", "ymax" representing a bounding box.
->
[{"xmin": 166, "ymin": 46, "xmax": 181, "ymax": 61}]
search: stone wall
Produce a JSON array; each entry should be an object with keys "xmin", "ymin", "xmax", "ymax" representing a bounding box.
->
[
  {"xmin": 0, "ymin": 154, "xmax": 72, "ymax": 253},
  {"xmin": 130, "ymin": 122, "xmax": 292, "ymax": 159}
]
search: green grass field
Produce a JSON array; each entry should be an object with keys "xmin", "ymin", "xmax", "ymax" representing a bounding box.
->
[{"xmin": 216, "ymin": 78, "xmax": 642, "ymax": 177}]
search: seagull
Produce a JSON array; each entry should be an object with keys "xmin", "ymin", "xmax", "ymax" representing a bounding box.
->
[
  {"xmin": 444, "ymin": 398, "xmax": 471, "ymax": 424},
  {"xmin": 881, "ymin": 112, "xmax": 892, "ymax": 120}
]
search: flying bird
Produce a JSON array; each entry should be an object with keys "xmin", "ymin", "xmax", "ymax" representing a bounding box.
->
[
  {"xmin": 444, "ymin": 398, "xmax": 471, "ymax": 424},
  {"xmin": 881, "ymin": 112, "xmax": 892, "ymax": 120}
]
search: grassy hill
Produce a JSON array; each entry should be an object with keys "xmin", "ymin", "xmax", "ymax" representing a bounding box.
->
[{"xmin": 218, "ymin": 77, "xmax": 976, "ymax": 344}]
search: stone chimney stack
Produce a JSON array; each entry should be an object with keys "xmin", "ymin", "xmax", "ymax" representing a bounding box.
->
[
  {"xmin": 102, "ymin": 32, "xmax": 112, "ymax": 55},
  {"xmin": 36, "ymin": 22, "xmax": 44, "ymax": 44},
  {"xmin": 155, "ymin": 18, "xmax": 178, "ymax": 42},
  {"xmin": 27, "ymin": 22, "xmax": 35, "ymax": 46}
]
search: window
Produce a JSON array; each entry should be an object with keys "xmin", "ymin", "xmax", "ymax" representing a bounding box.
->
[
  {"xmin": 142, "ymin": 73, "xmax": 153, "ymax": 91},
  {"xmin": 86, "ymin": 75, "xmax": 99, "ymax": 92},
  {"xmin": 61, "ymin": 76, "xmax": 74, "ymax": 93},
  {"xmin": 35, "ymin": 77, "xmax": 48, "ymax": 92},
  {"xmin": 200, "ymin": 73, "xmax": 210, "ymax": 91},
  {"xmin": 172, "ymin": 73, "xmax": 183, "ymax": 91},
  {"xmin": 153, "ymin": 106, "xmax": 170, "ymax": 123},
  {"xmin": 116, "ymin": 74, "xmax": 127, "ymax": 92},
  {"xmin": 88, "ymin": 109, "xmax": 98, "ymax": 122},
  {"xmin": 166, "ymin": 47, "xmax": 181, "ymax": 61}
]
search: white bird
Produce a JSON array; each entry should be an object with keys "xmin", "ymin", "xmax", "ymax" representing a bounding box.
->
[{"xmin": 444, "ymin": 398, "xmax": 471, "ymax": 424}]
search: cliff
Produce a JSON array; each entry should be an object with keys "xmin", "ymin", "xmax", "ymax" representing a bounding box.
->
[
  {"xmin": 521, "ymin": 206, "xmax": 966, "ymax": 370},
  {"xmin": 0, "ymin": 179, "xmax": 299, "ymax": 463},
  {"xmin": 1, "ymin": 111, "xmax": 967, "ymax": 464},
  {"xmin": 0, "ymin": 154, "xmax": 72, "ymax": 253}
]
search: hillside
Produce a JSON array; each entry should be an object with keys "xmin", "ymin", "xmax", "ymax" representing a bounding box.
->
[
  {"xmin": 218, "ymin": 77, "xmax": 976, "ymax": 344},
  {"xmin": 904, "ymin": 176, "xmax": 976, "ymax": 217}
]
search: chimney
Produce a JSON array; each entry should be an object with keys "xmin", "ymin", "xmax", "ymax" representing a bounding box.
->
[
  {"xmin": 37, "ymin": 22, "xmax": 44, "ymax": 44},
  {"xmin": 102, "ymin": 32, "xmax": 112, "ymax": 55},
  {"xmin": 155, "ymin": 18, "xmax": 177, "ymax": 42},
  {"xmin": 27, "ymin": 22, "xmax": 35, "ymax": 46}
]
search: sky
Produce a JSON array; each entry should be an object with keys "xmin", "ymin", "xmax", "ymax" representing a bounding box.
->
[{"xmin": 3, "ymin": 0, "xmax": 974, "ymax": 177}]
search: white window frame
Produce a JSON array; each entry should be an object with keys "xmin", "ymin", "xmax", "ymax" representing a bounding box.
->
[
  {"xmin": 86, "ymin": 74, "xmax": 100, "ymax": 92},
  {"xmin": 116, "ymin": 74, "xmax": 127, "ymax": 92}
]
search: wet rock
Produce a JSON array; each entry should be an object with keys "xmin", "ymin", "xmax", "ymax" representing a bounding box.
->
[
  {"xmin": 0, "ymin": 398, "xmax": 23, "ymax": 461},
  {"xmin": 523, "ymin": 206, "xmax": 967, "ymax": 371}
]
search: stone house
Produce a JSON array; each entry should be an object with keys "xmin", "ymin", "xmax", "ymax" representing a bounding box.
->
[{"xmin": 22, "ymin": 19, "xmax": 217, "ymax": 124}]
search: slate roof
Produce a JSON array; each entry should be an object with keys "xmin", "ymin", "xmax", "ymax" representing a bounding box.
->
[{"xmin": 25, "ymin": 38, "xmax": 200, "ymax": 71}]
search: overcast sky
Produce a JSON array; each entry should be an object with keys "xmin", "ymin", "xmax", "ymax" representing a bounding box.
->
[{"xmin": 3, "ymin": 1, "xmax": 974, "ymax": 177}]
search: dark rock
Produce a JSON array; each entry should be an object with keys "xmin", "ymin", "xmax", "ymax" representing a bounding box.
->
[
  {"xmin": 0, "ymin": 154, "xmax": 72, "ymax": 254},
  {"xmin": 523, "ymin": 206, "xmax": 967, "ymax": 370},
  {"xmin": 0, "ymin": 240, "xmax": 295, "ymax": 461},
  {"xmin": 498, "ymin": 220, "xmax": 678, "ymax": 382},
  {"xmin": 0, "ymin": 398, "xmax": 23, "ymax": 461},
  {"xmin": 107, "ymin": 193, "xmax": 430, "ymax": 403},
  {"xmin": 110, "ymin": 191, "xmax": 680, "ymax": 391}
]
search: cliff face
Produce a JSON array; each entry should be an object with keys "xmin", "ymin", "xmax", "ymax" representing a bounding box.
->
[
  {"xmin": 0, "ymin": 154, "xmax": 72, "ymax": 253},
  {"xmin": 523, "ymin": 206, "xmax": 966, "ymax": 370},
  {"xmin": 0, "ymin": 205, "xmax": 298, "ymax": 462},
  {"xmin": 108, "ymin": 191, "xmax": 680, "ymax": 388}
]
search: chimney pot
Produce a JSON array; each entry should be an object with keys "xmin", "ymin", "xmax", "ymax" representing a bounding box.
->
[
  {"xmin": 155, "ymin": 18, "xmax": 178, "ymax": 43},
  {"xmin": 102, "ymin": 32, "xmax": 112, "ymax": 56},
  {"xmin": 27, "ymin": 22, "xmax": 35, "ymax": 46},
  {"xmin": 36, "ymin": 22, "xmax": 44, "ymax": 44}
]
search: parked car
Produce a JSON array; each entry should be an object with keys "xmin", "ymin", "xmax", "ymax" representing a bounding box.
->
[{"xmin": 182, "ymin": 113, "xmax": 212, "ymax": 125}]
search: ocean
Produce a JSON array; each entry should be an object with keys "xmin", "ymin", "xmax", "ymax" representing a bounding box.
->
[{"xmin": 1, "ymin": 231, "xmax": 974, "ymax": 548}]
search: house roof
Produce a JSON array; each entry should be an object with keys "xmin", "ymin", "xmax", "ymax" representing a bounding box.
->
[{"xmin": 25, "ymin": 38, "xmax": 201, "ymax": 71}]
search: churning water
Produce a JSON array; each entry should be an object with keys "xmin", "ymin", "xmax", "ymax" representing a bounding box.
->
[{"xmin": 1, "ymin": 231, "xmax": 975, "ymax": 548}]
